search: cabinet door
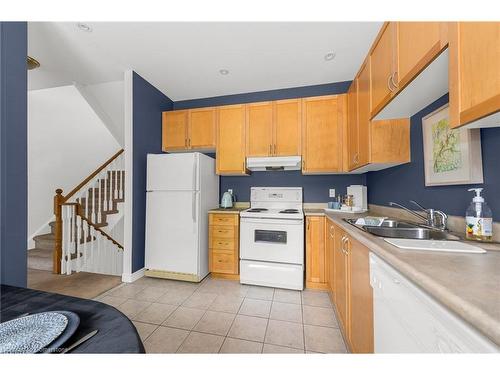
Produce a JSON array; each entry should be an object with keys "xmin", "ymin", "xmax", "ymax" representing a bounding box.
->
[
  {"xmin": 305, "ymin": 216, "xmax": 327, "ymax": 288},
  {"xmin": 357, "ymin": 60, "xmax": 371, "ymax": 167},
  {"xmin": 370, "ymin": 22, "xmax": 397, "ymax": 117},
  {"xmin": 347, "ymin": 79, "xmax": 359, "ymax": 171},
  {"xmin": 274, "ymin": 99, "xmax": 301, "ymax": 156},
  {"xmin": 450, "ymin": 22, "xmax": 500, "ymax": 127},
  {"xmin": 216, "ymin": 105, "xmax": 247, "ymax": 175},
  {"xmin": 397, "ymin": 22, "xmax": 443, "ymax": 88},
  {"xmin": 370, "ymin": 118, "xmax": 410, "ymax": 164},
  {"xmin": 189, "ymin": 107, "xmax": 216, "ymax": 149},
  {"xmin": 326, "ymin": 219, "xmax": 336, "ymax": 295},
  {"xmin": 162, "ymin": 110, "xmax": 188, "ymax": 151},
  {"xmin": 349, "ymin": 237, "xmax": 374, "ymax": 353},
  {"xmin": 246, "ymin": 102, "xmax": 273, "ymax": 157},
  {"xmin": 334, "ymin": 228, "xmax": 349, "ymax": 333},
  {"xmin": 302, "ymin": 95, "xmax": 344, "ymax": 174}
]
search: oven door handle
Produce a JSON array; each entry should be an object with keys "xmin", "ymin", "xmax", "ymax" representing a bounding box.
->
[{"xmin": 240, "ymin": 218, "xmax": 304, "ymax": 225}]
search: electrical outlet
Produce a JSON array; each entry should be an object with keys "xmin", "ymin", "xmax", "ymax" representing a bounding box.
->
[{"xmin": 329, "ymin": 189, "xmax": 336, "ymax": 198}]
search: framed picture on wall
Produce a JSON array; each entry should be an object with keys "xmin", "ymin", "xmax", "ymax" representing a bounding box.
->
[{"xmin": 422, "ymin": 104, "xmax": 483, "ymax": 186}]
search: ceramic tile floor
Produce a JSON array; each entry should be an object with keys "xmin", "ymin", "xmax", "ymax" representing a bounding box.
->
[{"xmin": 94, "ymin": 276, "xmax": 348, "ymax": 354}]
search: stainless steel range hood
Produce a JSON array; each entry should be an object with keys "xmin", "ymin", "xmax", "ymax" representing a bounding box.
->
[{"xmin": 246, "ymin": 156, "xmax": 301, "ymax": 171}]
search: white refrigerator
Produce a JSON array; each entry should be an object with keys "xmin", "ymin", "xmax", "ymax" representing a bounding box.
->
[{"xmin": 145, "ymin": 152, "xmax": 219, "ymax": 282}]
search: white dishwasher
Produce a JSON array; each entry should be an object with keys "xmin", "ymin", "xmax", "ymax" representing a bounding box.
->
[{"xmin": 369, "ymin": 253, "xmax": 499, "ymax": 353}]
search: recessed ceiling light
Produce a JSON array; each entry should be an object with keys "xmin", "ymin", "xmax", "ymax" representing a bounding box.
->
[
  {"xmin": 324, "ymin": 52, "xmax": 336, "ymax": 61},
  {"xmin": 77, "ymin": 23, "xmax": 92, "ymax": 32},
  {"xmin": 219, "ymin": 69, "xmax": 229, "ymax": 75}
]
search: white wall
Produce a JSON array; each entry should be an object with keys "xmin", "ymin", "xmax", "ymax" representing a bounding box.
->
[
  {"xmin": 28, "ymin": 85, "xmax": 121, "ymax": 244},
  {"xmin": 76, "ymin": 81, "xmax": 125, "ymax": 146}
]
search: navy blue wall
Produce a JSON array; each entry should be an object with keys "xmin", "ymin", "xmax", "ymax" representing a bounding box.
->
[
  {"xmin": 0, "ymin": 22, "xmax": 27, "ymax": 287},
  {"xmin": 175, "ymin": 81, "xmax": 363, "ymax": 203},
  {"xmin": 173, "ymin": 81, "xmax": 351, "ymax": 109},
  {"xmin": 221, "ymin": 171, "xmax": 366, "ymax": 203},
  {"xmin": 132, "ymin": 72, "xmax": 173, "ymax": 272},
  {"xmin": 367, "ymin": 93, "xmax": 500, "ymax": 221}
]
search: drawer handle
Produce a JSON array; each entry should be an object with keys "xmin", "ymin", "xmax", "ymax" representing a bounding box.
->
[{"xmin": 217, "ymin": 230, "xmax": 228, "ymax": 233}]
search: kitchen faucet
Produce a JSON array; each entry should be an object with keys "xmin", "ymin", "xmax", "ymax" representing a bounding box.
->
[{"xmin": 389, "ymin": 200, "xmax": 448, "ymax": 231}]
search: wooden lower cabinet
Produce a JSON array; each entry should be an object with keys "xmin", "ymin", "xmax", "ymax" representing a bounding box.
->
[
  {"xmin": 208, "ymin": 213, "xmax": 239, "ymax": 278},
  {"xmin": 305, "ymin": 215, "xmax": 328, "ymax": 289},
  {"xmin": 348, "ymin": 234, "xmax": 374, "ymax": 353},
  {"xmin": 333, "ymin": 225, "xmax": 349, "ymax": 335},
  {"xmin": 325, "ymin": 217, "xmax": 374, "ymax": 353}
]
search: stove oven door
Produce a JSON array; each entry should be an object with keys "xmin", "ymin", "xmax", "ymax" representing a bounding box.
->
[{"xmin": 240, "ymin": 218, "xmax": 304, "ymax": 265}]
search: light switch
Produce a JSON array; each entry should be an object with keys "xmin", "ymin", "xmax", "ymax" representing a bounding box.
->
[{"xmin": 329, "ymin": 189, "xmax": 336, "ymax": 198}]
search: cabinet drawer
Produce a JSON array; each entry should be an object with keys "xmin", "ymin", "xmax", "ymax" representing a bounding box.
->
[
  {"xmin": 211, "ymin": 238, "xmax": 235, "ymax": 250},
  {"xmin": 209, "ymin": 214, "xmax": 238, "ymax": 226},
  {"xmin": 211, "ymin": 225, "xmax": 235, "ymax": 239},
  {"xmin": 211, "ymin": 251, "xmax": 236, "ymax": 274}
]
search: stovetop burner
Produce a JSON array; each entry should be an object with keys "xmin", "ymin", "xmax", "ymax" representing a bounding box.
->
[
  {"xmin": 247, "ymin": 208, "xmax": 269, "ymax": 212},
  {"xmin": 279, "ymin": 209, "xmax": 300, "ymax": 214}
]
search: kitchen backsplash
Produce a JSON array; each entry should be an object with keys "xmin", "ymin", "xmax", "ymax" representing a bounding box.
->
[{"xmin": 220, "ymin": 171, "xmax": 366, "ymax": 203}]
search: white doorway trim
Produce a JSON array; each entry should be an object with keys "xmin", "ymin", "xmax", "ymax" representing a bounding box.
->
[{"xmin": 122, "ymin": 70, "xmax": 133, "ymax": 282}]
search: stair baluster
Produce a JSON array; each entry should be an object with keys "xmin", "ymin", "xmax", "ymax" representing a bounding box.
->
[{"xmin": 52, "ymin": 149, "xmax": 124, "ymax": 275}]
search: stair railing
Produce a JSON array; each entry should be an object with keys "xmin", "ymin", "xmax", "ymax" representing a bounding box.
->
[{"xmin": 53, "ymin": 149, "xmax": 125, "ymax": 275}]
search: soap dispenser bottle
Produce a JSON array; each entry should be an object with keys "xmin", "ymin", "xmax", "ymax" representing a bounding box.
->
[{"xmin": 465, "ymin": 188, "xmax": 493, "ymax": 241}]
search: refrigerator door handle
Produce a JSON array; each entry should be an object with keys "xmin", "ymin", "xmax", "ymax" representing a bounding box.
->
[
  {"xmin": 192, "ymin": 157, "xmax": 198, "ymax": 191},
  {"xmin": 192, "ymin": 191, "xmax": 197, "ymax": 223}
]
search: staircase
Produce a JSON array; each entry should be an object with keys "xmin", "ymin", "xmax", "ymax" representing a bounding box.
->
[{"xmin": 28, "ymin": 149, "xmax": 125, "ymax": 276}]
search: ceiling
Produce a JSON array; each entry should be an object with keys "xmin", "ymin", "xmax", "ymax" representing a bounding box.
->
[{"xmin": 28, "ymin": 22, "xmax": 382, "ymax": 101}]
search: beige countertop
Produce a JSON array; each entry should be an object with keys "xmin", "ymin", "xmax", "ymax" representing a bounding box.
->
[
  {"xmin": 208, "ymin": 206, "xmax": 248, "ymax": 214},
  {"xmin": 317, "ymin": 209, "xmax": 500, "ymax": 347},
  {"xmin": 304, "ymin": 208, "xmax": 326, "ymax": 216}
]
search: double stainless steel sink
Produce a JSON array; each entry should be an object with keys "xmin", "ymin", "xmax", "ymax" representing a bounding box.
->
[{"xmin": 343, "ymin": 218, "xmax": 460, "ymax": 240}]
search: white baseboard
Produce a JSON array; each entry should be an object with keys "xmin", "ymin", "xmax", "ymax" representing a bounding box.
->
[{"xmin": 121, "ymin": 267, "xmax": 145, "ymax": 283}]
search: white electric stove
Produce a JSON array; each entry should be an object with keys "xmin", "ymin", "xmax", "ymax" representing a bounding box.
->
[{"xmin": 239, "ymin": 187, "xmax": 304, "ymax": 290}]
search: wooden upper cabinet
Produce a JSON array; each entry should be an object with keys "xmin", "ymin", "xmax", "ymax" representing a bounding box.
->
[
  {"xmin": 189, "ymin": 107, "xmax": 216, "ymax": 149},
  {"xmin": 163, "ymin": 108, "xmax": 215, "ymax": 151},
  {"xmin": 216, "ymin": 105, "xmax": 248, "ymax": 175},
  {"xmin": 305, "ymin": 216, "xmax": 328, "ymax": 290},
  {"xmin": 246, "ymin": 102, "xmax": 273, "ymax": 157},
  {"xmin": 370, "ymin": 22, "xmax": 398, "ymax": 117},
  {"xmin": 370, "ymin": 118, "xmax": 410, "ymax": 164},
  {"xmin": 274, "ymin": 99, "xmax": 301, "ymax": 156},
  {"xmin": 302, "ymin": 95, "xmax": 345, "ymax": 174},
  {"xmin": 162, "ymin": 110, "xmax": 188, "ymax": 151},
  {"xmin": 357, "ymin": 60, "xmax": 371, "ymax": 168},
  {"xmin": 397, "ymin": 22, "xmax": 445, "ymax": 89},
  {"xmin": 449, "ymin": 22, "xmax": 500, "ymax": 128},
  {"xmin": 347, "ymin": 79, "xmax": 359, "ymax": 171},
  {"xmin": 349, "ymin": 236, "xmax": 374, "ymax": 353}
]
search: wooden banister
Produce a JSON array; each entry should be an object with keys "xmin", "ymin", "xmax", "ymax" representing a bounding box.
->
[
  {"xmin": 62, "ymin": 149, "xmax": 124, "ymax": 203},
  {"xmin": 53, "ymin": 149, "xmax": 124, "ymax": 273},
  {"xmin": 75, "ymin": 203, "xmax": 124, "ymax": 249}
]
